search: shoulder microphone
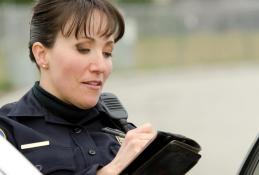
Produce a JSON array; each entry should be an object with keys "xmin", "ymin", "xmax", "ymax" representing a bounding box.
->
[{"xmin": 100, "ymin": 92, "xmax": 130, "ymax": 132}]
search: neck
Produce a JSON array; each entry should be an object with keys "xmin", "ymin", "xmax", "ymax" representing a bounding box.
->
[{"xmin": 32, "ymin": 81, "xmax": 99, "ymax": 124}]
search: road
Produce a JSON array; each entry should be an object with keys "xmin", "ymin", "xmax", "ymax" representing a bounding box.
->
[{"xmin": 1, "ymin": 64, "xmax": 259, "ymax": 174}]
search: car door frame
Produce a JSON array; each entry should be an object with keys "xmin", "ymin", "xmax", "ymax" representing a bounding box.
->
[{"xmin": 239, "ymin": 134, "xmax": 259, "ymax": 175}]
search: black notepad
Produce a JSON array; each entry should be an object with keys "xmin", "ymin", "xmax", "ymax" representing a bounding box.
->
[{"xmin": 120, "ymin": 131, "xmax": 201, "ymax": 175}]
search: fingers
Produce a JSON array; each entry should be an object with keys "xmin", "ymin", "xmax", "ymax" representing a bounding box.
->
[
  {"xmin": 129, "ymin": 133, "xmax": 155, "ymax": 140},
  {"xmin": 123, "ymin": 123, "xmax": 157, "ymax": 151},
  {"xmin": 131, "ymin": 123, "xmax": 156, "ymax": 134},
  {"xmin": 105, "ymin": 123, "xmax": 157, "ymax": 174},
  {"xmin": 125, "ymin": 123, "xmax": 157, "ymax": 141}
]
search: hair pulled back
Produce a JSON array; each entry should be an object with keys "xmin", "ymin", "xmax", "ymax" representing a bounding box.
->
[{"xmin": 29, "ymin": 0, "xmax": 125, "ymax": 64}]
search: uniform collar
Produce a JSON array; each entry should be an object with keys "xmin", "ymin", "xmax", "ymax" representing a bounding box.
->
[
  {"xmin": 7, "ymin": 85, "xmax": 102, "ymax": 126},
  {"xmin": 7, "ymin": 89, "xmax": 46, "ymax": 117}
]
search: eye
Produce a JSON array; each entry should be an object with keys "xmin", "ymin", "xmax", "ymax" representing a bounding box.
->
[
  {"xmin": 103, "ymin": 52, "xmax": 113, "ymax": 58},
  {"xmin": 77, "ymin": 47, "xmax": 90, "ymax": 54}
]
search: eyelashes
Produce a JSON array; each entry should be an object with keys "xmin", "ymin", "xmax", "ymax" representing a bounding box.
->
[
  {"xmin": 77, "ymin": 48, "xmax": 90, "ymax": 54},
  {"xmin": 76, "ymin": 47, "xmax": 113, "ymax": 58},
  {"xmin": 103, "ymin": 52, "xmax": 113, "ymax": 58}
]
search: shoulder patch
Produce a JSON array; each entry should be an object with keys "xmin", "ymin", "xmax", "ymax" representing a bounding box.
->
[{"xmin": 0, "ymin": 128, "xmax": 6, "ymax": 139}]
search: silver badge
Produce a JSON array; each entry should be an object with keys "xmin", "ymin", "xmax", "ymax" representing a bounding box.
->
[
  {"xmin": 0, "ymin": 128, "xmax": 6, "ymax": 139},
  {"xmin": 115, "ymin": 136, "xmax": 125, "ymax": 145}
]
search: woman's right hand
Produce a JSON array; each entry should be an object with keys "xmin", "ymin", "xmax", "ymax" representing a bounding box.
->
[{"xmin": 97, "ymin": 123, "xmax": 157, "ymax": 175}]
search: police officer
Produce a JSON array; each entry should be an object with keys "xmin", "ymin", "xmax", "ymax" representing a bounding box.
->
[{"xmin": 0, "ymin": 0, "xmax": 156, "ymax": 174}]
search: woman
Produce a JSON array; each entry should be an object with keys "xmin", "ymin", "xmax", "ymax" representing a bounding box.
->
[{"xmin": 0, "ymin": 0, "xmax": 156, "ymax": 174}]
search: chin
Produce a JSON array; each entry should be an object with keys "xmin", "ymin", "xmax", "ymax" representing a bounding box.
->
[{"xmin": 80, "ymin": 97, "xmax": 99, "ymax": 109}]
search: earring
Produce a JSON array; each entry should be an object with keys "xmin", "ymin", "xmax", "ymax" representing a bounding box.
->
[{"xmin": 42, "ymin": 64, "xmax": 47, "ymax": 68}]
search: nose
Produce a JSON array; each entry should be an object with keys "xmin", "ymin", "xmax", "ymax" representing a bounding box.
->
[{"xmin": 89, "ymin": 51, "xmax": 107, "ymax": 74}]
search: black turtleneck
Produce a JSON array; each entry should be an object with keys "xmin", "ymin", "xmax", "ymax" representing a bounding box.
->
[{"xmin": 32, "ymin": 81, "xmax": 99, "ymax": 124}]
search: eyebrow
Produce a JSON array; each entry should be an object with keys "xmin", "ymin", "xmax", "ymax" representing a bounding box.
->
[{"xmin": 79, "ymin": 36, "xmax": 114, "ymax": 45}]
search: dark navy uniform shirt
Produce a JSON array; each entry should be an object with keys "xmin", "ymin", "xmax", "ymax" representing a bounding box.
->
[{"xmin": 0, "ymin": 83, "xmax": 133, "ymax": 175}]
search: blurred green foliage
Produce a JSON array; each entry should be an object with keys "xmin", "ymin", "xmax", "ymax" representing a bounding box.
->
[
  {"xmin": 0, "ymin": 0, "xmax": 33, "ymax": 4},
  {"xmin": 135, "ymin": 31, "xmax": 259, "ymax": 69},
  {"xmin": 116, "ymin": 0, "xmax": 153, "ymax": 4},
  {"xmin": 0, "ymin": 54, "xmax": 11, "ymax": 93}
]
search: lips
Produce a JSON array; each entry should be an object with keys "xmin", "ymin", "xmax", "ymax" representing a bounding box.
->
[
  {"xmin": 84, "ymin": 81, "xmax": 102, "ymax": 86},
  {"xmin": 82, "ymin": 80, "xmax": 103, "ymax": 90}
]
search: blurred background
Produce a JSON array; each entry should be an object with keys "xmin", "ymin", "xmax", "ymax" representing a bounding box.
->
[{"xmin": 0, "ymin": 0, "xmax": 259, "ymax": 174}]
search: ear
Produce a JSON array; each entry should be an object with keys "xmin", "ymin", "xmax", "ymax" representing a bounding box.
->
[{"xmin": 32, "ymin": 42, "xmax": 49, "ymax": 69}]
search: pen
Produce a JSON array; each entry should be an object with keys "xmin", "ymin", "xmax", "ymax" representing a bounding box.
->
[{"xmin": 102, "ymin": 127, "xmax": 126, "ymax": 138}]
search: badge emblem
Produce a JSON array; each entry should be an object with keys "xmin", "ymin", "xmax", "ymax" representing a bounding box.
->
[
  {"xmin": 115, "ymin": 136, "xmax": 124, "ymax": 145},
  {"xmin": 0, "ymin": 128, "xmax": 6, "ymax": 139}
]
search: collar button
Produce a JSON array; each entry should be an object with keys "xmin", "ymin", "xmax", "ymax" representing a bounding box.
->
[
  {"xmin": 73, "ymin": 127, "xmax": 82, "ymax": 134},
  {"xmin": 35, "ymin": 164, "xmax": 43, "ymax": 171},
  {"xmin": 88, "ymin": 149, "xmax": 96, "ymax": 156}
]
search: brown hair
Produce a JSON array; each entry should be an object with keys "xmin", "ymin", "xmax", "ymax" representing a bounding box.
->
[{"xmin": 29, "ymin": 0, "xmax": 125, "ymax": 64}]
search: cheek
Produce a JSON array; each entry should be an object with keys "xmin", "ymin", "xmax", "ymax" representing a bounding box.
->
[
  {"xmin": 64, "ymin": 59, "xmax": 84, "ymax": 73},
  {"xmin": 57, "ymin": 50, "xmax": 83, "ymax": 70},
  {"xmin": 105, "ymin": 60, "xmax": 113, "ymax": 79},
  {"xmin": 51, "ymin": 51, "xmax": 83, "ymax": 79}
]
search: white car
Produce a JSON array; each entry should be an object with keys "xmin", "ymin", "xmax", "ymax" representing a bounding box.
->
[{"xmin": 0, "ymin": 137, "xmax": 42, "ymax": 175}]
